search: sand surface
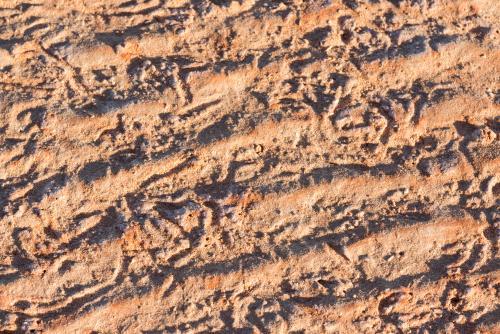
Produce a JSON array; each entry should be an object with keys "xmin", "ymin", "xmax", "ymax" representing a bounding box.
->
[{"xmin": 0, "ymin": 0, "xmax": 499, "ymax": 333}]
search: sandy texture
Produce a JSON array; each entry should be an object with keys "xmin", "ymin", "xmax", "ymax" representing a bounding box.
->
[{"xmin": 0, "ymin": 0, "xmax": 499, "ymax": 333}]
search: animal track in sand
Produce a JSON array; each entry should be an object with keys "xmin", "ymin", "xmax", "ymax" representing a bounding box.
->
[{"xmin": 0, "ymin": 0, "xmax": 499, "ymax": 333}]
